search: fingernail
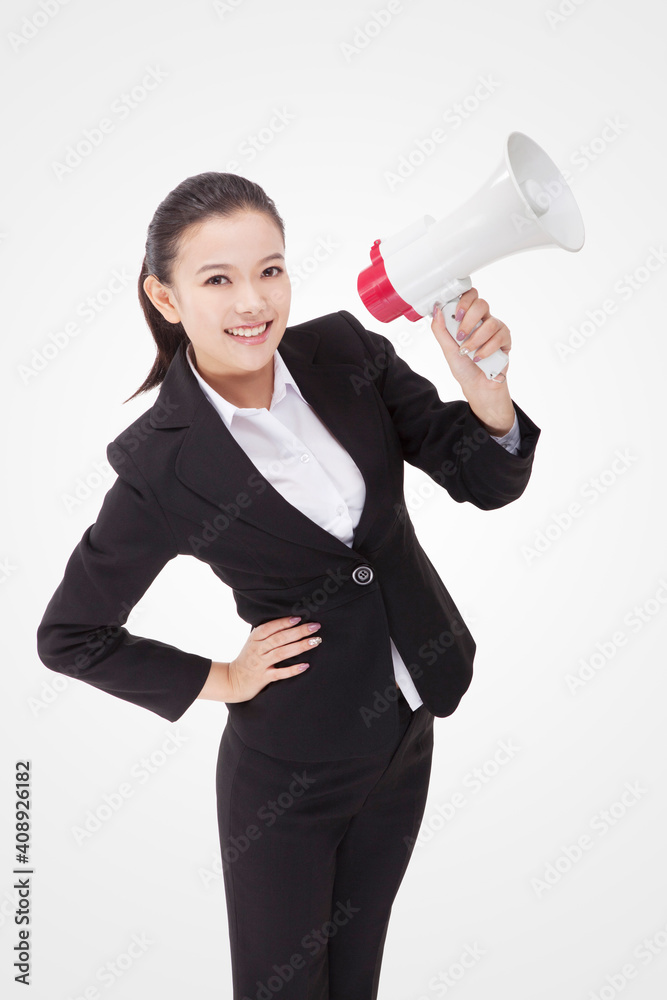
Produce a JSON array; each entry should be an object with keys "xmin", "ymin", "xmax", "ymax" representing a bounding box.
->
[
  {"xmin": 473, "ymin": 355, "xmax": 482, "ymax": 363},
  {"xmin": 307, "ymin": 622, "xmax": 321, "ymax": 631},
  {"xmin": 308, "ymin": 636, "xmax": 323, "ymax": 646},
  {"xmin": 455, "ymin": 307, "xmax": 465, "ymax": 322},
  {"xmin": 456, "ymin": 330, "xmax": 466, "ymax": 341},
  {"xmin": 289, "ymin": 616, "xmax": 301, "ymax": 624}
]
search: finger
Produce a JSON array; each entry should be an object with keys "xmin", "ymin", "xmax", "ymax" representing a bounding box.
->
[
  {"xmin": 465, "ymin": 327, "xmax": 511, "ymax": 362},
  {"xmin": 432, "ymin": 305, "xmax": 466, "ymax": 359},
  {"xmin": 432, "ymin": 299, "xmax": 479, "ymax": 342},
  {"xmin": 458, "ymin": 316, "xmax": 505, "ymax": 356},
  {"xmin": 263, "ymin": 632, "xmax": 323, "ymax": 662},
  {"xmin": 457, "ymin": 298, "xmax": 489, "ymax": 340},
  {"xmin": 268, "ymin": 662, "xmax": 311, "ymax": 681},
  {"xmin": 456, "ymin": 287, "xmax": 479, "ymax": 315},
  {"xmin": 253, "ymin": 616, "xmax": 304, "ymax": 641},
  {"xmin": 435, "ymin": 288, "xmax": 478, "ymax": 328},
  {"xmin": 265, "ymin": 622, "xmax": 322, "ymax": 651}
]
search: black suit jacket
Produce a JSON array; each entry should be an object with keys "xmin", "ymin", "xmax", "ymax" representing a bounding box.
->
[{"xmin": 36, "ymin": 310, "xmax": 541, "ymax": 761}]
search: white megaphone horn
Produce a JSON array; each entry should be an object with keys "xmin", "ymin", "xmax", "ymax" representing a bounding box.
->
[{"xmin": 357, "ymin": 131, "xmax": 585, "ymax": 381}]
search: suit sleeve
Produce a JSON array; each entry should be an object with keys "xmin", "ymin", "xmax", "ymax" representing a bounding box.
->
[
  {"xmin": 35, "ymin": 442, "xmax": 213, "ymax": 722},
  {"xmin": 339, "ymin": 310, "xmax": 542, "ymax": 510}
]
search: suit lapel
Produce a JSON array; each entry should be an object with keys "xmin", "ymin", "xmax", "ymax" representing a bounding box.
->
[{"xmin": 148, "ymin": 326, "xmax": 389, "ymax": 556}]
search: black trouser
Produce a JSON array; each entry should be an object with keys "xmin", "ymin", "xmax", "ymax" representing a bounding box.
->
[{"xmin": 215, "ymin": 688, "xmax": 435, "ymax": 999}]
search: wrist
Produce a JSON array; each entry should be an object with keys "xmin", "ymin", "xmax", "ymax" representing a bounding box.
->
[
  {"xmin": 464, "ymin": 387, "xmax": 515, "ymax": 437},
  {"xmin": 196, "ymin": 660, "xmax": 233, "ymax": 703}
]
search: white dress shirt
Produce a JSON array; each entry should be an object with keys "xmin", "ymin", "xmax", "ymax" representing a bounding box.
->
[{"xmin": 186, "ymin": 340, "xmax": 521, "ymax": 711}]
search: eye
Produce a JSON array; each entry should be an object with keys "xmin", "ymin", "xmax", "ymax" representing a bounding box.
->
[{"xmin": 204, "ymin": 266, "xmax": 283, "ymax": 286}]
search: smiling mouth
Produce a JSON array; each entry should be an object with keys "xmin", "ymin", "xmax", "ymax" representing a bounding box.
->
[{"xmin": 224, "ymin": 320, "xmax": 272, "ymax": 338}]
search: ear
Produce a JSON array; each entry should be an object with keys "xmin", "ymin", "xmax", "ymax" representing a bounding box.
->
[{"xmin": 143, "ymin": 274, "xmax": 182, "ymax": 324}]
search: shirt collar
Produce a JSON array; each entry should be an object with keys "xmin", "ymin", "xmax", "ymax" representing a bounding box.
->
[{"xmin": 185, "ymin": 340, "xmax": 307, "ymax": 429}]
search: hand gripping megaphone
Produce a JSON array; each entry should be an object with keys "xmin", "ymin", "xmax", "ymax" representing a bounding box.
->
[{"xmin": 357, "ymin": 131, "xmax": 585, "ymax": 381}]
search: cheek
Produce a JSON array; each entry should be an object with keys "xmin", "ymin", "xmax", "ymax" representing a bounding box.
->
[
  {"xmin": 198, "ymin": 297, "xmax": 225, "ymax": 322},
  {"xmin": 273, "ymin": 286, "xmax": 291, "ymax": 309}
]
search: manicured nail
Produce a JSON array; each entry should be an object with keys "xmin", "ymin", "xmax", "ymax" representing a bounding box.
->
[
  {"xmin": 456, "ymin": 330, "xmax": 466, "ymax": 341},
  {"xmin": 455, "ymin": 307, "xmax": 465, "ymax": 322},
  {"xmin": 296, "ymin": 663, "xmax": 310, "ymax": 671},
  {"xmin": 307, "ymin": 622, "xmax": 321, "ymax": 631},
  {"xmin": 472, "ymin": 355, "xmax": 482, "ymax": 363},
  {"xmin": 308, "ymin": 636, "xmax": 323, "ymax": 646},
  {"xmin": 289, "ymin": 616, "xmax": 301, "ymax": 624}
]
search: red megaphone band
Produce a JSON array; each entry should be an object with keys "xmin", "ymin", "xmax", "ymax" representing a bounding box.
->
[{"xmin": 357, "ymin": 240, "xmax": 422, "ymax": 323}]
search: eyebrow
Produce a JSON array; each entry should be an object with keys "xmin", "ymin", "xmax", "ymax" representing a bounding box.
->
[{"xmin": 195, "ymin": 253, "xmax": 285, "ymax": 276}]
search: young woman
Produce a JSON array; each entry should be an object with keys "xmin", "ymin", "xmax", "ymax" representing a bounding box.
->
[{"xmin": 37, "ymin": 172, "xmax": 541, "ymax": 998}]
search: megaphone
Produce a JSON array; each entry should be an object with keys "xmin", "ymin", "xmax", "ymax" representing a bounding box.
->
[{"xmin": 357, "ymin": 131, "xmax": 585, "ymax": 381}]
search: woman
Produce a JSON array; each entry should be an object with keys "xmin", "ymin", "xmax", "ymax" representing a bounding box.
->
[{"xmin": 36, "ymin": 172, "xmax": 541, "ymax": 998}]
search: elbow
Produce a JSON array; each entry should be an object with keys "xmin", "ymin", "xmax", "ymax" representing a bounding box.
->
[
  {"xmin": 473, "ymin": 487, "xmax": 529, "ymax": 512},
  {"xmin": 35, "ymin": 621, "xmax": 62, "ymax": 673},
  {"xmin": 36, "ymin": 620, "xmax": 117, "ymax": 680},
  {"xmin": 36, "ymin": 621, "xmax": 78, "ymax": 677},
  {"xmin": 448, "ymin": 485, "xmax": 523, "ymax": 511},
  {"xmin": 459, "ymin": 469, "xmax": 533, "ymax": 511}
]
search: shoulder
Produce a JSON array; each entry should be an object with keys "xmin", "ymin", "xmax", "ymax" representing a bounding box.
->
[
  {"xmin": 287, "ymin": 308, "xmax": 373, "ymax": 338},
  {"xmin": 105, "ymin": 403, "xmax": 163, "ymax": 487},
  {"xmin": 106, "ymin": 396, "xmax": 191, "ymax": 489},
  {"xmin": 285, "ymin": 309, "xmax": 392, "ymax": 365}
]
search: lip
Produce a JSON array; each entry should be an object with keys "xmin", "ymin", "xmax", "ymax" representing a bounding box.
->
[{"xmin": 224, "ymin": 320, "xmax": 273, "ymax": 344}]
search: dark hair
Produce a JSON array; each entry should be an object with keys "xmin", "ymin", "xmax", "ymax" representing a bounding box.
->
[{"xmin": 125, "ymin": 171, "xmax": 286, "ymax": 403}]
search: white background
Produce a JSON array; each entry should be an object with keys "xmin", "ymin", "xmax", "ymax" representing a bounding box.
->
[{"xmin": 3, "ymin": 0, "xmax": 667, "ymax": 997}]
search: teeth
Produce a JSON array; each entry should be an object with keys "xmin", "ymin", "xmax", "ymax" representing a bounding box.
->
[{"xmin": 226, "ymin": 322, "xmax": 267, "ymax": 337}]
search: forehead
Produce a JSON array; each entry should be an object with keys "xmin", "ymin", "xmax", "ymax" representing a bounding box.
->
[{"xmin": 178, "ymin": 211, "xmax": 283, "ymax": 260}]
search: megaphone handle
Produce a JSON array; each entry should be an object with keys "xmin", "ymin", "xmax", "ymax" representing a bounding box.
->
[{"xmin": 439, "ymin": 294, "xmax": 510, "ymax": 382}]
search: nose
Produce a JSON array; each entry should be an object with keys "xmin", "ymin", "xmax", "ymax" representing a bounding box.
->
[{"xmin": 233, "ymin": 278, "xmax": 267, "ymax": 316}]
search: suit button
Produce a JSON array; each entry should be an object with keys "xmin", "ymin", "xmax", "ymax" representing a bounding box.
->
[{"xmin": 352, "ymin": 564, "xmax": 373, "ymax": 585}]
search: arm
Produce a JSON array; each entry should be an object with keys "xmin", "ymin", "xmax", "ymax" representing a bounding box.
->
[
  {"xmin": 35, "ymin": 442, "xmax": 213, "ymax": 722},
  {"xmin": 489, "ymin": 411, "xmax": 521, "ymax": 454},
  {"xmin": 197, "ymin": 660, "xmax": 233, "ymax": 702},
  {"xmin": 339, "ymin": 310, "xmax": 542, "ymax": 511}
]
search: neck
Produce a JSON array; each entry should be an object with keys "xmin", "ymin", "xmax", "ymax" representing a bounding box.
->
[{"xmin": 189, "ymin": 343, "xmax": 274, "ymax": 409}]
